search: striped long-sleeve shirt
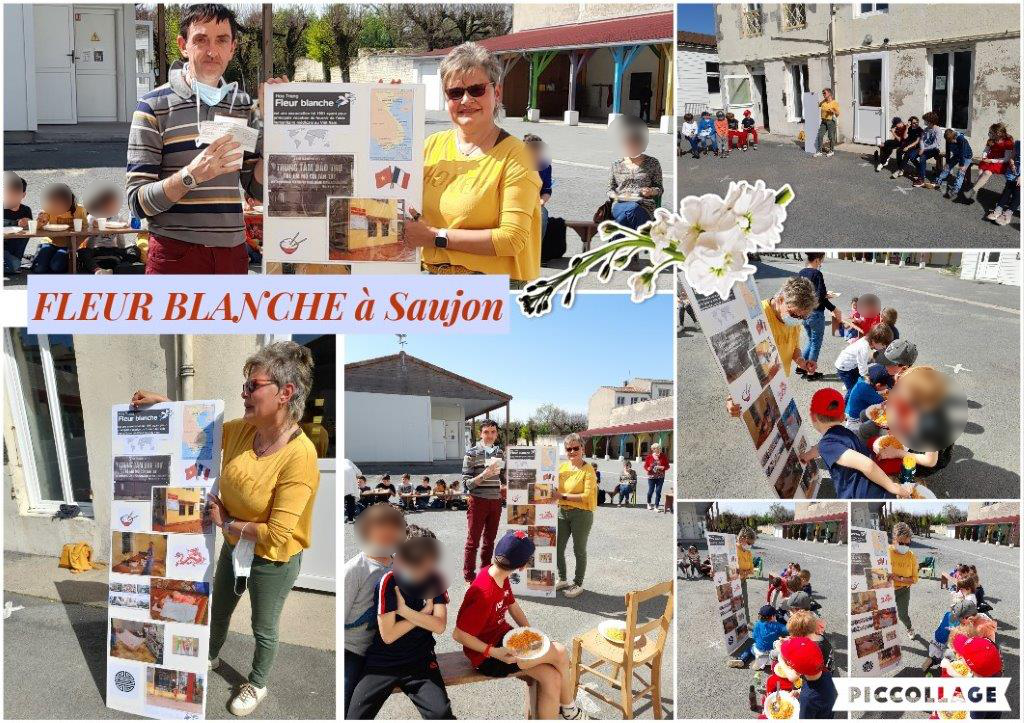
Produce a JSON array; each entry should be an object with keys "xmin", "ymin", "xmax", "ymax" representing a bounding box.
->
[{"xmin": 126, "ymin": 67, "xmax": 262, "ymax": 248}]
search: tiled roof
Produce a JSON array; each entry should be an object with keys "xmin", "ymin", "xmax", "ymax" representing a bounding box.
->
[{"xmin": 677, "ymin": 30, "xmax": 717, "ymax": 48}]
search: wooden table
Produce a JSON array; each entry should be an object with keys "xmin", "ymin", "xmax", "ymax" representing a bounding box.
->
[{"xmin": 3, "ymin": 226, "xmax": 139, "ymax": 274}]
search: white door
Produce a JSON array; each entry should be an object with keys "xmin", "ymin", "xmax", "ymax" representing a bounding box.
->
[
  {"xmin": 853, "ymin": 52, "xmax": 887, "ymax": 144},
  {"xmin": 430, "ymin": 419, "xmax": 446, "ymax": 461},
  {"xmin": 34, "ymin": 4, "xmax": 77, "ymax": 124},
  {"xmin": 976, "ymin": 252, "xmax": 1002, "ymax": 281},
  {"xmin": 296, "ymin": 460, "xmax": 335, "ymax": 592},
  {"xmin": 444, "ymin": 420, "xmax": 462, "ymax": 460},
  {"xmin": 74, "ymin": 8, "xmax": 119, "ymax": 121},
  {"xmin": 135, "ymin": 20, "xmax": 155, "ymax": 99}
]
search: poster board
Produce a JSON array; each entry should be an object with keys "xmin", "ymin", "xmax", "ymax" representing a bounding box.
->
[
  {"xmin": 803, "ymin": 92, "xmax": 820, "ymax": 154},
  {"xmin": 849, "ymin": 526, "xmax": 901, "ymax": 676},
  {"xmin": 505, "ymin": 445, "xmax": 559, "ymax": 598},
  {"xmin": 107, "ymin": 401, "xmax": 223, "ymax": 720},
  {"xmin": 263, "ymin": 82, "xmax": 425, "ymax": 267},
  {"xmin": 682, "ymin": 276, "xmax": 821, "ymax": 498},
  {"xmin": 706, "ymin": 531, "xmax": 749, "ymax": 655}
]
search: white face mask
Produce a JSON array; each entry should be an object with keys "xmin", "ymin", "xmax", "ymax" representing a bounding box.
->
[
  {"xmin": 232, "ymin": 536, "xmax": 256, "ymax": 595},
  {"xmin": 894, "ymin": 544, "xmax": 909, "ymax": 555},
  {"xmin": 781, "ymin": 309, "xmax": 804, "ymax": 327}
]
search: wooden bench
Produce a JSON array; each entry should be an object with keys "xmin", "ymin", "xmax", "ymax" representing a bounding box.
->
[
  {"xmin": 392, "ymin": 650, "xmax": 539, "ymax": 718},
  {"xmin": 565, "ymin": 220, "xmax": 599, "ymax": 253}
]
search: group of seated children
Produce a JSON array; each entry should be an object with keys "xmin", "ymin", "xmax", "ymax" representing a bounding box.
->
[
  {"xmin": 347, "ymin": 474, "xmax": 468, "ymax": 522},
  {"xmin": 344, "ymin": 505, "xmax": 587, "ymax": 720},
  {"xmin": 766, "ymin": 563, "xmax": 821, "ymax": 614},
  {"xmin": 874, "ymin": 117, "xmax": 1019, "ymax": 225},
  {"xmin": 4, "ymin": 172, "xmax": 140, "ymax": 275},
  {"xmin": 678, "ymin": 545, "xmax": 713, "ymax": 579},
  {"xmin": 679, "ymin": 109, "xmax": 759, "ymax": 159}
]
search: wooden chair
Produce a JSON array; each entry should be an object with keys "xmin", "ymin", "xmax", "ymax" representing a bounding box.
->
[
  {"xmin": 570, "ymin": 580, "xmax": 673, "ymax": 719},
  {"xmin": 752, "ymin": 555, "xmax": 764, "ymax": 579}
]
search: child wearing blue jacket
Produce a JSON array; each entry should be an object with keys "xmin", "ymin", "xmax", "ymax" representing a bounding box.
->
[
  {"xmin": 696, "ymin": 111, "xmax": 719, "ymax": 155},
  {"xmin": 728, "ymin": 605, "xmax": 788, "ymax": 668},
  {"xmin": 936, "ymin": 129, "xmax": 974, "ymax": 199}
]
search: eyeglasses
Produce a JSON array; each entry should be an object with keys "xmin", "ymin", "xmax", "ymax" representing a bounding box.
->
[
  {"xmin": 242, "ymin": 379, "xmax": 278, "ymax": 395},
  {"xmin": 445, "ymin": 83, "xmax": 492, "ymax": 101},
  {"xmin": 565, "ymin": 445, "xmax": 582, "ymax": 452}
]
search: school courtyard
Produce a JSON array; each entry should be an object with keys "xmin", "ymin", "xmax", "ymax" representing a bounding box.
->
[
  {"xmin": 676, "ymin": 531, "xmax": 848, "ymax": 719},
  {"xmin": 2, "ymin": 550, "xmax": 335, "ymax": 720},
  {"xmin": 852, "ymin": 533, "xmax": 1019, "ymax": 719},
  {"xmin": 677, "ymin": 255, "xmax": 1021, "ymax": 499},
  {"xmin": 343, "ymin": 502, "xmax": 675, "ymax": 719},
  {"xmin": 676, "ymin": 134, "xmax": 1019, "ymax": 248}
]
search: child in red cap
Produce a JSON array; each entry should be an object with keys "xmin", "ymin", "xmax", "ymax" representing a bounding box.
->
[
  {"xmin": 741, "ymin": 109, "xmax": 759, "ymax": 150},
  {"xmin": 800, "ymin": 387, "xmax": 912, "ymax": 499},
  {"xmin": 779, "ymin": 636, "xmax": 837, "ymax": 719}
]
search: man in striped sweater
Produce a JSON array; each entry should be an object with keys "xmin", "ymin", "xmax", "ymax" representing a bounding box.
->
[
  {"xmin": 126, "ymin": 4, "xmax": 284, "ymax": 274},
  {"xmin": 461, "ymin": 419, "xmax": 506, "ymax": 583}
]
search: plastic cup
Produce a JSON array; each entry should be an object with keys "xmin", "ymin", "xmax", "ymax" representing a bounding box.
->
[
  {"xmin": 97, "ymin": 218, "xmax": 108, "ymax": 231},
  {"xmin": 73, "ymin": 218, "xmax": 83, "ymax": 232},
  {"xmin": 26, "ymin": 219, "xmax": 37, "ymax": 233}
]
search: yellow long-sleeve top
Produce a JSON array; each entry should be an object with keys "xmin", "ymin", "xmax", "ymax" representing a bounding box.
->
[
  {"xmin": 557, "ymin": 461, "xmax": 597, "ymax": 511},
  {"xmin": 819, "ymin": 99, "xmax": 840, "ymax": 120},
  {"xmin": 420, "ymin": 128, "xmax": 542, "ymax": 281},
  {"xmin": 218, "ymin": 419, "xmax": 320, "ymax": 562},
  {"xmin": 762, "ymin": 298, "xmax": 801, "ymax": 376},
  {"xmin": 37, "ymin": 205, "xmax": 88, "ymax": 249},
  {"xmin": 888, "ymin": 545, "xmax": 918, "ymax": 589},
  {"xmin": 737, "ymin": 544, "xmax": 754, "ymax": 575}
]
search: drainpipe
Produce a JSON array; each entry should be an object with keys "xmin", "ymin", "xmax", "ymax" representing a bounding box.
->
[
  {"xmin": 178, "ymin": 335, "xmax": 194, "ymax": 401},
  {"xmin": 828, "ymin": 4, "xmax": 837, "ymax": 91}
]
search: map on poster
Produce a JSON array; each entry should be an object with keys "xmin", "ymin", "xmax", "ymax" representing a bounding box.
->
[
  {"xmin": 850, "ymin": 526, "xmax": 901, "ymax": 677},
  {"xmin": 505, "ymin": 446, "xmax": 558, "ymax": 598},
  {"xmin": 263, "ymin": 82, "xmax": 425, "ymax": 266},
  {"xmin": 706, "ymin": 531, "xmax": 749, "ymax": 655},
  {"xmin": 107, "ymin": 401, "xmax": 223, "ymax": 720},
  {"xmin": 682, "ymin": 276, "xmax": 821, "ymax": 499}
]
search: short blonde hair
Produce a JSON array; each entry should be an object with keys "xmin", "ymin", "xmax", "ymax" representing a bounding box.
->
[
  {"xmin": 243, "ymin": 340, "xmax": 314, "ymax": 422},
  {"xmin": 440, "ymin": 42, "xmax": 501, "ymax": 90},
  {"xmin": 564, "ymin": 432, "xmax": 583, "ymax": 449},
  {"xmin": 787, "ymin": 610, "xmax": 819, "ymax": 636},
  {"xmin": 780, "ymin": 276, "xmax": 817, "ymax": 314},
  {"xmin": 892, "ymin": 521, "xmax": 913, "ymax": 541}
]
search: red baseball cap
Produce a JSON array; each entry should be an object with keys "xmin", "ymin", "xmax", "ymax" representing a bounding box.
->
[
  {"xmin": 780, "ymin": 636, "xmax": 824, "ymax": 677},
  {"xmin": 952, "ymin": 634, "xmax": 1002, "ymax": 677},
  {"xmin": 810, "ymin": 388, "xmax": 845, "ymax": 419}
]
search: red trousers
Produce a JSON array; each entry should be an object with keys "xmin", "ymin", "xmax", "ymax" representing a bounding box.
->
[
  {"xmin": 463, "ymin": 496, "xmax": 502, "ymax": 579},
  {"xmin": 145, "ymin": 233, "xmax": 249, "ymax": 274}
]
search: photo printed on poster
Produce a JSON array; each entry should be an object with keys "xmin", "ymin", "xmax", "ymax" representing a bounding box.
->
[
  {"xmin": 107, "ymin": 401, "xmax": 223, "ymax": 720},
  {"xmin": 505, "ymin": 446, "xmax": 558, "ymax": 597},
  {"xmin": 850, "ymin": 526, "xmax": 901, "ymax": 676}
]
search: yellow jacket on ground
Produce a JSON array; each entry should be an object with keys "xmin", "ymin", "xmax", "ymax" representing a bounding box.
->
[
  {"xmin": 888, "ymin": 545, "xmax": 918, "ymax": 588},
  {"xmin": 557, "ymin": 461, "xmax": 597, "ymax": 511},
  {"xmin": 218, "ymin": 419, "xmax": 320, "ymax": 562},
  {"xmin": 420, "ymin": 129, "xmax": 542, "ymax": 280}
]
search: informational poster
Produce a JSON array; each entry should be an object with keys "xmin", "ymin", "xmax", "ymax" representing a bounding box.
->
[
  {"xmin": 107, "ymin": 401, "xmax": 223, "ymax": 720},
  {"xmin": 706, "ymin": 531, "xmax": 749, "ymax": 655},
  {"xmin": 682, "ymin": 276, "xmax": 821, "ymax": 498},
  {"xmin": 505, "ymin": 445, "xmax": 558, "ymax": 598},
  {"xmin": 263, "ymin": 82, "xmax": 425, "ymax": 265},
  {"xmin": 803, "ymin": 92, "xmax": 820, "ymax": 154},
  {"xmin": 850, "ymin": 526, "xmax": 901, "ymax": 677}
]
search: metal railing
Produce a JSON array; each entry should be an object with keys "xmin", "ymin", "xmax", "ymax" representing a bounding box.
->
[
  {"xmin": 741, "ymin": 9, "xmax": 764, "ymax": 37},
  {"xmin": 782, "ymin": 4, "xmax": 807, "ymax": 30}
]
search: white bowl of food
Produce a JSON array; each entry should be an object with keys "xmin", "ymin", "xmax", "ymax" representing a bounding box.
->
[
  {"xmin": 503, "ymin": 627, "xmax": 550, "ymax": 661},
  {"xmin": 764, "ymin": 689, "xmax": 800, "ymax": 720},
  {"xmin": 44, "ymin": 224, "xmax": 69, "ymax": 231}
]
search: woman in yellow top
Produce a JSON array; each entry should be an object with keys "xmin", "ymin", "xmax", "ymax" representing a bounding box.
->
[
  {"xmin": 815, "ymin": 87, "xmax": 841, "ymax": 157},
  {"xmin": 888, "ymin": 521, "xmax": 919, "ymax": 638},
  {"xmin": 737, "ymin": 527, "xmax": 756, "ymax": 624},
  {"xmin": 402, "ymin": 42, "xmax": 542, "ymax": 287},
  {"xmin": 554, "ymin": 433, "xmax": 597, "ymax": 599},
  {"xmin": 131, "ymin": 340, "xmax": 320, "ymax": 717}
]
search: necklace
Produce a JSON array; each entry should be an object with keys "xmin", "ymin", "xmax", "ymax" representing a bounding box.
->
[
  {"xmin": 253, "ymin": 423, "xmax": 294, "ymax": 457},
  {"xmin": 456, "ymin": 126, "xmax": 499, "ymax": 157}
]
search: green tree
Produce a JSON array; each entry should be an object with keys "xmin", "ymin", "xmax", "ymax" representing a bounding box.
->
[{"xmin": 305, "ymin": 17, "xmax": 335, "ymax": 81}]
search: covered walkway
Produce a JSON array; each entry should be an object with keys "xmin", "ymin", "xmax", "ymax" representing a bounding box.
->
[{"xmin": 580, "ymin": 418, "xmax": 673, "ymax": 461}]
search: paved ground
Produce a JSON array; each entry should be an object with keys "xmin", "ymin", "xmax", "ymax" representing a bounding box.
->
[
  {"xmin": 3, "ymin": 550, "xmax": 334, "ymax": 720},
  {"xmin": 675, "ymin": 133, "xmax": 1018, "ymax": 248},
  {"xmin": 677, "ymin": 255, "xmax": 1021, "ymax": 499},
  {"xmin": 676, "ymin": 532, "xmax": 848, "ymax": 719},
  {"xmin": 852, "ymin": 532, "xmax": 1020, "ymax": 720},
  {"xmin": 344, "ymin": 504, "xmax": 675, "ymax": 719},
  {"xmin": 3, "ymin": 114, "xmax": 673, "ymax": 289}
]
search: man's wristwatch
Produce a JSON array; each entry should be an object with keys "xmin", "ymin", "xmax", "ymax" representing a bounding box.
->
[
  {"xmin": 180, "ymin": 167, "xmax": 198, "ymax": 189},
  {"xmin": 434, "ymin": 228, "xmax": 449, "ymax": 249}
]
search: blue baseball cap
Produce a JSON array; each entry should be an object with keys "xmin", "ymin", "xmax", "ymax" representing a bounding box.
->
[
  {"xmin": 867, "ymin": 364, "xmax": 895, "ymax": 388},
  {"xmin": 759, "ymin": 604, "xmax": 779, "ymax": 618},
  {"xmin": 495, "ymin": 530, "xmax": 535, "ymax": 568}
]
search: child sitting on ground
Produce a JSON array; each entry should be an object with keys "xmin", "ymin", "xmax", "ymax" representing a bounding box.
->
[
  {"xmin": 801, "ymin": 387, "xmax": 912, "ymax": 499},
  {"xmin": 842, "ymin": 296, "xmax": 860, "ymax": 338},
  {"xmin": 343, "ymin": 503, "xmax": 407, "ymax": 716},
  {"xmin": 729, "ymin": 604, "xmax": 788, "ymax": 669},
  {"xmin": 3, "ymin": 171, "xmax": 32, "ymax": 275},
  {"xmin": 430, "ymin": 479, "xmax": 449, "ymax": 509},
  {"xmin": 965, "ymin": 122, "xmax": 1015, "ymax": 204},
  {"xmin": 348, "ymin": 530, "xmax": 454, "ymax": 719},
  {"xmin": 778, "ymin": 574, "xmax": 815, "ymax": 617},
  {"xmin": 415, "ymin": 476, "xmax": 432, "ymax": 510},
  {"xmin": 741, "ymin": 109, "xmax": 759, "ymax": 150},
  {"xmin": 779, "ymin": 636, "xmax": 837, "ymax": 719},
  {"xmin": 397, "ymin": 474, "xmax": 415, "ymax": 511},
  {"xmin": 846, "ymin": 364, "xmax": 894, "ymax": 422},
  {"xmin": 986, "ymin": 138, "xmax": 1020, "ymax": 226},
  {"xmin": 880, "ymin": 307, "xmax": 899, "ymax": 339},
  {"xmin": 80, "ymin": 185, "xmax": 134, "ymax": 274},
  {"xmin": 842, "ymin": 292, "xmax": 881, "ymax": 340},
  {"xmin": 681, "ymin": 545, "xmax": 702, "ymax": 578},
  {"xmin": 30, "ymin": 182, "xmax": 87, "ymax": 274},
  {"xmin": 786, "ymin": 609, "xmax": 834, "ymax": 673},
  {"xmin": 714, "ymin": 111, "xmax": 730, "ymax": 158},
  {"xmin": 697, "ymin": 111, "xmax": 718, "ymax": 156},
  {"xmin": 454, "ymin": 530, "xmax": 587, "ymax": 720},
  {"xmin": 936, "ymin": 128, "xmax": 973, "ymax": 200},
  {"xmin": 680, "ymin": 113, "xmax": 700, "ymax": 158}
]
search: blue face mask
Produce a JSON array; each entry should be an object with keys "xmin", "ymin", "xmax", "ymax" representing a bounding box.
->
[{"xmin": 193, "ymin": 77, "xmax": 235, "ymax": 107}]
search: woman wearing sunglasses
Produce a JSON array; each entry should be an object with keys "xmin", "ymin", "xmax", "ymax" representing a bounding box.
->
[
  {"xmin": 129, "ymin": 340, "xmax": 320, "ymax": 717},
  {"xmin": 554, "ymin": 433, "xmax": 598, "ymax": 599},
  {"xmin": 402, "ymin": 42, "xmax": 542, "ymax": 287}
]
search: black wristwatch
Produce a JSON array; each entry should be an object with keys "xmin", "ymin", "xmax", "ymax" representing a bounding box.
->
[{"xmin": 434, "ymin": 228, "xmax": 449, "ymax": 249}]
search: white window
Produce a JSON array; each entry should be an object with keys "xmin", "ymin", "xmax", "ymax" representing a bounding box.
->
[
  {"xmin": 725, "ymin": 75, "xmax": 753, "ymax": 107},
  {"xmin": 929, "ymin": 49, "xmax": 973, "ymax": 132},
  {"xmin": 4, "ymin": 331, "xmax": 93, "ymax": 514},
  {"xmin": 853, "ymin": 3, "xmax": 889, "ymax": 17},
  {"xmin": 788, "ymin": 63, "xmax": 810, "ymax": 120},
  {"xmin": 706, "ymin": 61, "xmax": 721, "ymax": 95}
]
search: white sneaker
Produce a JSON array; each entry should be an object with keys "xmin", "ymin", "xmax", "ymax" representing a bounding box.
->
[
  {"xmin": 229, "ymin": 683, "xmax": 267, "ymax": 717},
  {"xmin": 563, "ymin": 584, "xmax": 585, "ymax": 599},
  {"xmin": 560, "ymin": 704, "xmax": 589, "ymax": 720},
  {"xmin": 208, "ymin": 657, "xmax": 221, "ymax": 670},
  {"xmin": 995, "ymin": 210, "xmax": 1014, "ymax": 226},
  {"xmin": 891, "ymin": 170, "xmax": 903, "ymax": 178},
  {"xmin": 826, "ymin": 151, "xmax": 834, "ymax": 157},
  {"xmin": 986, "ymin": 207, "xmax": 1003, "ymax": 221},
  {"xmin": 813, "ymin": 152, "xmax": 824, "ymax": 157},
  {"xmin": 555, "ymin": 580, "xmax": 572, "ymax": 591},
  {"xmin": 646, "ymin": 504, "xmax": 652, "ymax": 510},
  {"xmin": 875, "ymin": 163, "xmax": 883, "ymax": 172}
]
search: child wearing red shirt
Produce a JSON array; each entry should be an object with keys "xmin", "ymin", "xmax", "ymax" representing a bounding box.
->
[
  {"xmin": 454, "ymin": 530, "xmax": 586, "ymax": 720},
  {"xmin": 843, "ymin": 293, "xmax": 881, "ymax": 340}
]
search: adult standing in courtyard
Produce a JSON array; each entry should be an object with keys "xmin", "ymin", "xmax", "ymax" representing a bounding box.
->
[
  {"xmin": 797, "ymin": 253, "xmax": 841, "ymax": 382},
  {"xmin": 889, "ymin": 522, "xmax": 919, "ymax": 640},
  {"xmin": 555, "ymin": 433, "xmax": 598, "ymax": 598},
  {"xmin": 403, "ymin": 42, "xmax": 542, "ymax": 287},
  {"xmin": 126, "ymin": 4, "xmax": 287, "ymax": 274},
  {"xmin": 131, "ymin": 340, "xmax": 320, "ymax": 716},
  {"xmin": 814, "ymin": 88, "xmax": 840, "ymax": 158},
  {"xmin": 461, "ymin": 419, "xmax": 506, "ymax": 583},
  {"xmin": 643, "ymin": 443, "xmax": 670, "ymax": 511}
]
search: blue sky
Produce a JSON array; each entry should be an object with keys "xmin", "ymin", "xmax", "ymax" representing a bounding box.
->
[
  {"xmin": 345, "ymin": 294, "xmax": 673, "ymax": 419},
  {"xmin": 677, "ymin": 3, "xmax": 716, "ymax": 34}
]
